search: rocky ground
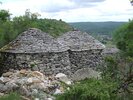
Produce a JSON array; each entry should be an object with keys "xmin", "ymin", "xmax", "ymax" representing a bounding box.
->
[
  {"xmin": 0, "ymin": 69, "xmax": 72, "ymax": 100},
  {"xmin": 0, "ymin": 67, "xmax": 101, "ymax": 100}
]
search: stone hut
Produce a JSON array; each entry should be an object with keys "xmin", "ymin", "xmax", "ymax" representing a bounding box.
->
[
  {"xmin": 57, "ymin": 31, "xmax": 105, "ymax": 73},
  {"xmin": 0, "ymin": 28, "xmax": 71, "ymax": 75},
  {"xmin": 0, "ymin": 28, "xmax": 105, "ymax": 76}
]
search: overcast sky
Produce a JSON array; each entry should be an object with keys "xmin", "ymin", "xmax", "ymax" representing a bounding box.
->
[{"xmin": 0, "ymin": 0, "xmax": 133, "ymax": 22}]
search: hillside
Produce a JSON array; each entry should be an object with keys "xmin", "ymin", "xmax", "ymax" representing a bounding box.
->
[
  {"xmin": 69, "ymin": 22, "xmax": 126, "ymax": 36},
  {"xmin": 0, "ymin": 10, "xmax": 73, "ymax": 48},
  {"xmin": 31, "ymin": 19, "xmax": 73, "ymax": 37}
]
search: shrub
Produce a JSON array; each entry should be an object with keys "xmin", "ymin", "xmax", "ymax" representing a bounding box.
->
[
  {"xmin": 56, "ymin": 78, "xmax": 118, "ymax": 100},
  {"xmin": 113, "ymin": 20, "xmax": 133, "ymax": 57}
]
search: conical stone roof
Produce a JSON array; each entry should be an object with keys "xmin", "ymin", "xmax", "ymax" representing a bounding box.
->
[
  {"xmin": 57, "ymin": 31, "xmax": 105, "ymax": 51},
  {"xmin": 0, "ymin": 29, "xmax": 105, "ymax": 53},
  {"xmin": 0, "ymin": 28, "xmax": 68, "ymax": 53}
]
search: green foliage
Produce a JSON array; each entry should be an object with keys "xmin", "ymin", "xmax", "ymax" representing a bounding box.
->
[
  {"xmin": 102, "ymin": 56, "xmax": 119, "ymax": 80},
  {"xmin": 33, "ymin": 18, "xmax": 73, "ymax": 37},
  {"xmin": 114, "ymin": 20, "xmax": 133, "ymax": 57},
  {"xmin": 30, "ymin": 61, "xmax": 37, "ymax": 68},
  {"xmin": 56, "ymin": 54, "xmax": 133, "ymax": 100},
  {"xmin": 0, "ymin": 92, "xmax": 21, "ymax": 100},
  {"xmin": 56, "ymin": 78, "xmax": 118, "ymax": 100},
  {"xmin": 102, "ymin": 55, "xmax": 133, "ymax": 99},
  {"xmin": 0, "ymin": 10, "xmax": 11, "ymax": 21},
  {"xmin": 0, "ymin": 9, "xmax": 73, "ymax": 48}
]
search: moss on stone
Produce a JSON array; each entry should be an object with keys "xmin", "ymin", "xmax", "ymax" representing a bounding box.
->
[{"xmin": 0, "ymin": 42, "xmax": 20, "ymax": 52}]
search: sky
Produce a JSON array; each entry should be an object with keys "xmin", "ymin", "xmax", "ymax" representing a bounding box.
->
[{"xmin": 0, "ymin": 0, "xmax": 133, "ymax": 22}]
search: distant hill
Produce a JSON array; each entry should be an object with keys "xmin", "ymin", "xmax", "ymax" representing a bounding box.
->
[{"xmin": 69, "ymin": 22, "xmax": 126, "ymax": 36}]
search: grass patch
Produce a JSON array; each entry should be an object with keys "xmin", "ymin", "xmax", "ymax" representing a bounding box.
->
[{"xmin": 0, "ymin": 92, "xmax": 21, "ymax": 100}]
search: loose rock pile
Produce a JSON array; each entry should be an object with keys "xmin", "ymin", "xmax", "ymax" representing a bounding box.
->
[{"xmin": 0, "ymin": 69, "xmax": 72, "ymax": 100}]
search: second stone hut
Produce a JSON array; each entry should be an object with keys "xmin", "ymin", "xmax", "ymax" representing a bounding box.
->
[{"xmin": 57, "ymin": 31, "xmax": 105, "ymax": 73}]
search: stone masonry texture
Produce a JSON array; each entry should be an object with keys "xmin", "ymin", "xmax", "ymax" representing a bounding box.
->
[{"xmin": 0, "ymin": 28, "xmax": 105, "ymax": 76}]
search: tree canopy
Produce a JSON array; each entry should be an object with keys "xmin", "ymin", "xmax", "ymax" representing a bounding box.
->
[
  {"xmin": 113, "ymin": 19, "xmax": 133, "ymax": 57},
  {"xmin": 0, "ymin": 9, "xmax": 73, "ymax": 48},
  {"xmin": 0, "ymin": 10, "xmax": 11, "ymax": 21}
]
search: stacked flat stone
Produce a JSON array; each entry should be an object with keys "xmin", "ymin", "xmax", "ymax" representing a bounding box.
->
[
  {"xmin": 57, "ymin": 31, "xmax": 105, "ymax": 73},
  {"xmin": 1, "ymin": 28, "xmax": 68, "ymax": 53},
  {"xmin": 0, "ymin": 28, "xmax": 105, "ymax": 76},
  {"xmin": 57, "ymin": 31, "xmax": 105, "ymax": 51}
]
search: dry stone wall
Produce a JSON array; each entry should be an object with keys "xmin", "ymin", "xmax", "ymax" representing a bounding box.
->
[
  {"xmin": 0, "ymin": 49, "xmax": 103, "ymax": 76},
  {"xmin": 0, "ymin": 51, "xmax": 71, "ymax": 75},
  {"xmin": 68, "ymin": 49, "xmax": 103, "ymax": 73}
]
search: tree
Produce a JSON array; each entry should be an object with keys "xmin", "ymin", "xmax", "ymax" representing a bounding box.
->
[
  {"xmin": 0, "ymin": 10, "xmax": 11, "ymax": 21},
  {"xmin": 114, "ymin": 20, "xmax": 133, "ymax": 57}
]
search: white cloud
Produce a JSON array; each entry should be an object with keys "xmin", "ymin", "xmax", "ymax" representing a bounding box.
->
[
  {"xmin": 40, "ymin": 0, "xmax": 75, "ymax": 12},
  {"xmin": 0, "ymin": 0, "xmax": 133, "ymax": 22}
]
